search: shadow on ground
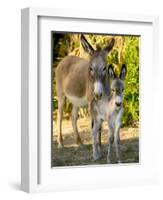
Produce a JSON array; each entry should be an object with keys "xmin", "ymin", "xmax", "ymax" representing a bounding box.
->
[
  {"xmin": 52, "ymin": 138, "xmax": 139, "ymax": 167},
  {"xmin": 52, "ymin": 118, "xmax": 139, "ymax": 167}
]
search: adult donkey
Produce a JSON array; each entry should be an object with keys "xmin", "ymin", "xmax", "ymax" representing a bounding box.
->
[{"xmin": 56, "ymin": 35, "xmax": 115, "ymax": 148}]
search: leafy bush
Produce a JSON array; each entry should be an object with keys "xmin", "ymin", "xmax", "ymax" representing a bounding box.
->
[{"xmin": 122, "ymin": 37, "xmax": 139, "ymax": 126}]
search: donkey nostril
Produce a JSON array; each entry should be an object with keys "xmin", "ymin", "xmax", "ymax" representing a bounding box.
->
[
  {"xmin": 94, "ymin": 93, "xmax": 97, "ymax": 97},
  {"xmin": 116, "ymin": 102, "xmax": 121, "ymax": 107},
  {"xmin": 94, "ymin": 93, "xmax": 102, "ymax": 99}
]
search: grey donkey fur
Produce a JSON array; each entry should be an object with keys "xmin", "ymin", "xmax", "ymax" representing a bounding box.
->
[
  {"xmin": 91, "ymin": 64, "xmax": 127, "ymax": 163},
  {"xmin": 56, "ymin": 35, "xmax": 115, "ymax": 148}
]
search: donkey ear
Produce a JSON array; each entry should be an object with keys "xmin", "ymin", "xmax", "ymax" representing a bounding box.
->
[
  {"xmin": 108, "ymin": 64, "xmax": 116, "ymax": 79},
  {"xmin": 120, "ymin": 64, "xmax": 127, "ymax": 80},
  {"xmin": 104, "ymin": 38, "xmax": 115, "ymax": 54},
  {"xmin": 81, "ymin": 35, "xmax": 95, "ymax": 56}
]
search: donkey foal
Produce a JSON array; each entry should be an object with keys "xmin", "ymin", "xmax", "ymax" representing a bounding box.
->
[{"xmin": 91, "ymin": 64, "xmax": 127, "ymax": 163}]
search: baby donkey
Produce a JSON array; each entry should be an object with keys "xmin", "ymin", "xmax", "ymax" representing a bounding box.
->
[{"xmin": 91, "ymin": 64, "xmax": 127, "ymax": 164}]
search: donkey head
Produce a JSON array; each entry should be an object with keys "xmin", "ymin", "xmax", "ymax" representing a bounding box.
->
[
  {"xmin": 81, "ymin": 35, "xmax": 115, "ymax": 100},
  {"xmin": 108, "ymin": 64, "xmax": 127, "ymax": 110}
]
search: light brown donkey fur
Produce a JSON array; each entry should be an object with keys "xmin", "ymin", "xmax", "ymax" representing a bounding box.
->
[{"xmin": 56, "ymin": 35, "xmax": 115, "ymax": 148}]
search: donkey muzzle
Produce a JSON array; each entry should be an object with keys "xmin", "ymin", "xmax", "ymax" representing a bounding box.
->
[
  {"xmin": 94, "ymin": 92, "xmax": 103, "ymax": 100},
  {"xmin": 94, "ymin": 81, "xmax": 103, "ymax": 100}
]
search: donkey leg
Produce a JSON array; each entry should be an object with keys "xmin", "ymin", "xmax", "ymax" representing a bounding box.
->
[
  {"xmin": 97, "ymin": 124, "xmax": 102, "ymax": 147},
  {"xmin": 107, "ymin": 126, "xmax": 114, "ymax": 164},
  {"xmin": 114, "ymin": 126, "xmax": 121, "ymax": 163},
  {"xmin": 57, "ymin": 96, "xmax": 64, "ymax": 148},
  {"xmin": 71, "ymin": 106, "xmax": 83, "ymax": 146},
  {"xmin": 92, "ymin": 120, "xmax": 102, "ymax": 148},
  {"xmin": 92, "ymin": 118, "xmax": 102, "ymax": 161}
]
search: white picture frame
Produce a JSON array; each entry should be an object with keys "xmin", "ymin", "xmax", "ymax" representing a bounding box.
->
[{"xmin": 21, "ymin": 7, "xmax": 159, "ymax": 193}]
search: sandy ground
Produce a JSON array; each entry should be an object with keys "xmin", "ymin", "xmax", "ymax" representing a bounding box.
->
[{"xmin": 52, "ymin": 118, "xmax": 139, "ymax": 167}]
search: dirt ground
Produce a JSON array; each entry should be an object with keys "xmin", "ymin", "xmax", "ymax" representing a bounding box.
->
[{"xmin": 52, "ymin": 118, "xmax": 139, "ymax": 167}]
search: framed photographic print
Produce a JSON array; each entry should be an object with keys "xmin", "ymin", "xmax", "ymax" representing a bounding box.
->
[{"xmin": 21, "ymin": 8, "xmax": 159, "ymax": 193}]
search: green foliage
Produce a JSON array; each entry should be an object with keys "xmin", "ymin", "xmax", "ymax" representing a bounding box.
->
[
  {"xmin": 52, "ymin": 33, "xmax": 139, "ymax": 127},
  {"xmin": 122, "ymin": 37, "xmax": 139, "ymax": 126}
]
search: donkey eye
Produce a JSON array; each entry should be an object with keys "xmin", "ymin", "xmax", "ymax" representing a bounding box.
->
[
  {"xmin": 111, "ymin": 89, "xmax": 115, "ymax": 92},
  {"xmin": 103, "ymin": 67, "xmax": 106, "ymax": 71},
  {"xmin": 89, "ymin": 67, "xmax": 93, "ymax": 71}
]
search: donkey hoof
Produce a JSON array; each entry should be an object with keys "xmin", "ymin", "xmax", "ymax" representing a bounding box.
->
[
  {"xmin": 58, "ymin": 143, "xmax": 64, "ymax": 148},
  {"xmin": 117, "ymin": 160, "xmax": 122, "ymax": 164},
  {"xmin": 78, "ymin": 143, "xmax": 84, "ymax": 148},
  {"xmin": 107, "ymin": 158, "xmax": 112, "ymax": 164},
  {"xmin": 93, "ymin": 153, "xmax": 102, "ymax": 161},
  {"xmin": 76, "ymin": 139, "xmax": 83, "ymax": 146}
]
